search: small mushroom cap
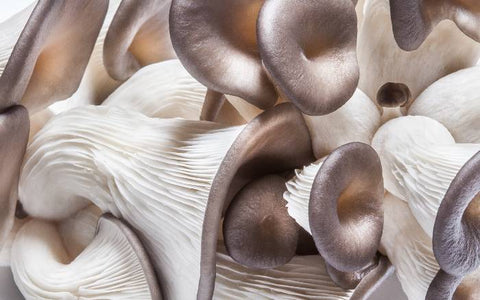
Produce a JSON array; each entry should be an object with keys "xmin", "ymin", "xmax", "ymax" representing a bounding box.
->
[
  {"xmin": 201, "ymin": 102, "xmax": 314, "ymax": 299},
  {"xmin": 389, "ymin": 0, "xmax": 480, "ymax": 51},
  {"xmin": 258, "ymin": 0, "xmax": 359, "ymax": 115},
  {"xmin": 169, "ymin": 0, "xmax": 278, "ymax": 110},
  {"xmin": 376, "ymin": 82, "xmax": 411, "ymax": 108},
  {"xmin": 433, "ymin": 151, "xmax": 480, "ymax": 276},
  {"xmin": 223, "ymin": 174, "xmax": 298, "ymax": 269},
  {"xmin": 309, "ymin": 142, "xmax": 384, "ymax": 273},
  {"xmin": 0, "ymin": 0, "xmax": 108, "ymax": 112},
  {"xmin": 0, "ymin": 105, "xmax": 29, "ymax": 246},
  {"xmin": 104, "ymin": 0, "xmax": 175, "ymax": 81}
]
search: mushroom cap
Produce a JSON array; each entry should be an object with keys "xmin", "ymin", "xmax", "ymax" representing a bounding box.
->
[
  {"xmin": 433, "ymin": 151, "xmax": 480, "ymax": 276},
  {"xmin": 409, "ymin": 66, "xmax": 480, "ymax": 143},
  {"xmin": 223, "ymin": 174, "xmax": 298, "ymax": 269},
  {"xmin": 257, "ymin": 0, "xmax": 359, "ymax": 115},
  {"xmin": 426, "ymin": 269, "xmax": 463, "ymax": 300},
  {"xmin": 376, "ymin": 82, "xmax": 411, "ymax": 108},
  {"xmin": 11, "ymin": 213, "xmax": 161, "ymax": 299},
  {"xmin": 389, "ymin": 0, "xmax": 480, "ymax": 51},
  {"xmin": 201, "ymin": 102, "xmax": 314, "ymax": 299},
  {"xmin": 104, "ymin": 0, "xmax": 175, "ymax": 81},
  {"xmin": 309, "ymin": 142, "xmax": 384, "ymax": 273},
  {"xmin": 0, "ymin": 0, "xmax": 108, "ymax": 113},
  {"xmin": 0, "ymin": 105, "xmax": 29, "ymax": 247},
  {"xmin": 169, "ymin": 0, "xmax": 277, "ymax": 109}
]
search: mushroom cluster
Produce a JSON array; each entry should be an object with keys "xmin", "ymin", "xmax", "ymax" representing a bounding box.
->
[{"xmin": 0, "ymin": 0, "xmax": 479, "ymax": 299}]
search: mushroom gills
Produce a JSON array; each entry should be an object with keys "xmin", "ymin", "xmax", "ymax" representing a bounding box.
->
[
  {"xmin": 11, "ymin": 208, "xmax": 161, "ymax": 299},
  {"xmin": 372, "ymin": 115, "xmax": 480, "ymax": 237}
]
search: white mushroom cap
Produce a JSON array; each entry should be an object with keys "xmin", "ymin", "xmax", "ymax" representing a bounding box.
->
[
  {"xmin": 102, "ymin": 59, "xmax": 244, "ymax": 125},
  {"xmin": 358, "ymin": 0, "xmax": 480, "ymax": 104},
  {"xmin": 381, "ymin": 193, "xmax": 439, "ymax": 300},
  {"xmin": 11, "ymin": 209, "xmax": 160, "ymax": 299},
  {"xmin": 372, "ymin": 116, "xmax": 480, "ymax": 236},
  {"xmin": 409, "ymin": 66, "xmax": 480, "ymax": 143},
  {"xmin": 303, "ymin": 89, "xmax": 380, "ymax": 159}
]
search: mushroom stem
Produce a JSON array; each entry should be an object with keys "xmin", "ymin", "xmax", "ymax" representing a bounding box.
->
[{"xmin": 200, "ymin": 89, "xmax": 226, "ymax": 122}]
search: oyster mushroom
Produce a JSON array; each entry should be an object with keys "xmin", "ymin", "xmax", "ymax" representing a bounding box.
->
[
  {"xmin": 381, "ymin": 193, "xmax": 439, "ymax": 300},
  {"xmin": 257, "ymin": 0, "xmax": 359, "ymax": 116},
  {"xmin": 19, "ymin": 103, "xmax": 315, "ymax": 299},
  {"xmin": 102, "ymin": 59, "xmax": 245, "ymax": 125},
  {"xmin": 0, "ymin": 0, "xmax": 108, "ymax": 113},
  {"xmin": 169, "ymin": 0, "xmax": 278, "ymax": 121},
  {"xmin": 372, "ymin": 115, "xmax": 480, "ymax": 237},
  {"xmin": 0, "ymin": 217, "xmax": 28, "ymax": 267},
  {"xmin": 11, "ymin": 208, "xmax": 161, "ymax": 299},
  {"xmin": 389, "ymin": 0, "xmax": 480, "ymax": 51},
  {"xmin": 426, "ymin": 151, "xmax": 480, "ymax": 299},
  {"xmin": 409, "ymin": 66, "xmax": 480, "ymax": 143},
  {"xmin": 358, "ymin": 0, "xmax": 480, "ymax": 107},
  {"xmin": 104, "ymin": 0, "xmax": 175, "ymax": 81},
  {"xmin": 284, "ymin": 143, "xmax": 386, "ymax": 289}
]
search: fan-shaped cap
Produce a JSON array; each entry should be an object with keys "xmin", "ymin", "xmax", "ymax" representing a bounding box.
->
[
  {"xmin": 376, "ymin": 82, "xmax": 411, "ymax": 107},
  {"xmin": 309, "ymin": 142, "xmax": 384, "ymax": 273},
  {"xmin": 0, "ymin": 106, "xmax": 29, "ymax": 247},
  {"xmin": 389, "ymin": 0, "xmax": 480, "ymax": 51},
  {"xmin": 223, "ymin": 174, "xmax": 299, "ymax": 269},
  {"xmin": 104, "ymin": 0, "xmax": 175, "ymax": 81},
  {"xmin": 432, "ymin": 151, "xmax": 480, "ymax": 276},
  {"xmin": 0, "ymin": 0, "xmax": 108, "ymax": 113},
  {"xmin": 258, "ymin": 0, "xmax": 359, "ymax": 115},
  {"xmin": 169, "ymin": 0, "xmax": 278, "ymax": 110},
  {"xmin": 200, "ymin": 102, "xmax": 314, "ymax": 299}
]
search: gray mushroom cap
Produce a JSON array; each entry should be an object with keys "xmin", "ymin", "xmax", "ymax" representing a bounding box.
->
[
  {"xmin": 104, "ymin": 0, "xmax": 175, "ymax": 81},
  {"xmin": 258, "ymin": 0, "xmax": 359, "ymax": 115},
  {"xmin": 223, "ymin": 174, "xmax": 299, "ymax": 269},
  {"xmin": 169, "ymin": 0, "xmax": 278, "ymax": 110},
  {"xmin": 0, "ymin": 0, "xmax": 108, "ymax": 113},
  {"xmin": 376, "ymin": 82, "xmax": 411, "ymax": 108},
  {"xmin": 309, "ymin": 142, "xmax": 384, "ymax": 274},
  {"xmin": 389, "ymin": 0, "xmax": 480, "ymax": 51}
]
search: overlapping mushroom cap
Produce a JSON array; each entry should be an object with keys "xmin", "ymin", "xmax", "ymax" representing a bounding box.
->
[
  {"xmin": 389, "ymin": 0, "xmax": 480, "ymax": 51},
  {"xmin": 104, "ymin": 0, "xmax": 175, "ymax": 81}
]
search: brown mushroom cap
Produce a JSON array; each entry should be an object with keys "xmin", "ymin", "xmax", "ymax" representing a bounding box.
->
[
  {"xmin": 432, "ymin": 151, "xmax": 480, "ymax": 276},
  {"xmin": 309, "ymin": 142, "xmax": 384, "ymax": 273},
  {"xmin": 169, "ymin": 0, "xmax": 278, "ymax": 110},
  {"xmin": 104, "ymin": 0, "xmax": 175, "ymax": 81},
  {"xmin": 0, "ymin": 0, "xmax": 108, "ymax": 113},
  {"xmin": 223, "ymin": 174, "xmax": 298, "ymax": 269},
  {"xmin": 389, "ymin": 0, "xmax": 480, "ymax": 51},
  {"xmin": 376, "ymin": 82, "xmax": 411, "ymax": 108},
  {"xmin": 0, "ymin": 105, "xmax": 29, "ymax": 246},
  {"xmin": 257, "ymin": 0, "xmax": 359, "ymax": 115},
  {"xmin": 426, "ymin": 269, "xmax": 463, "ymax": 300},
  {"xmin": 199, "ymin": 103, "xmax": 314, "ymax": 299}
]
